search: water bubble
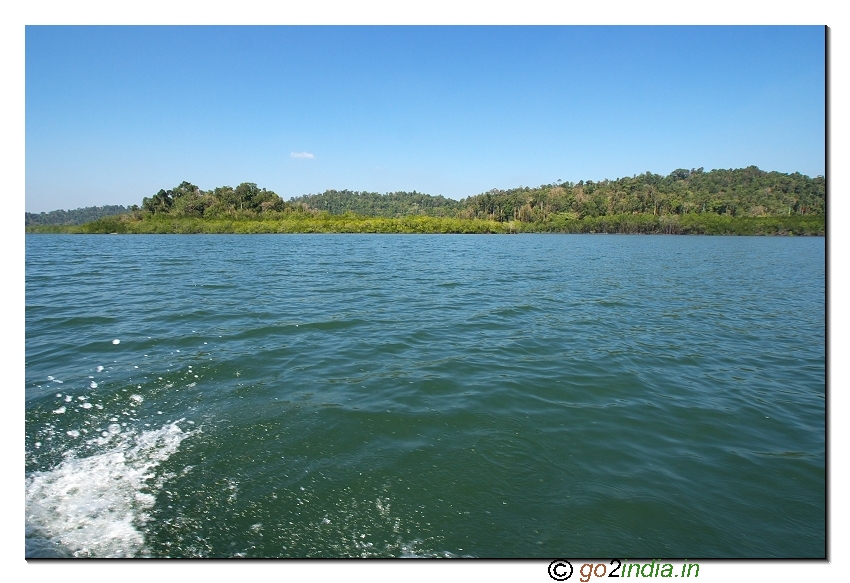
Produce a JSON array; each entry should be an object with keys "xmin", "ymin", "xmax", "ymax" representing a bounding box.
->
[
  {"xmin": 96, "ymin": 366, "xmax": 104, "ymax": 373},
  {"xmin": 52, "ymin": 407, "xmax": 66, "ymax": 414},
  {"xmin": 90, "ymin": 382, "xmax": 98, "ymax": 389},
  {"xmin": 66, "ymin": 430, "xmax": 80, "ymax": 438},
  {"xmin": 112, "ymin": 339, "xmax": 120, "ymax": 345}
]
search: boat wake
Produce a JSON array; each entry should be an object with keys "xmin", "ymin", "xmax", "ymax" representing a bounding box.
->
[{"xmin": 25, "ymin": 420, "xmax": 194, "ymax": 558}]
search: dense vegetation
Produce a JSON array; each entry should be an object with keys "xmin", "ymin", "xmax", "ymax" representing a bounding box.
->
[
  {"xmin": 289, "ymin": 190, "xmax": 462, "ymax": 218},
  {"xmin": 25, "ymin": 205, "xmax": 131, "ymax": 226},
  {"xmin": 26, "ymin": 167, "xmax": 825, "ymax": 235},
  {"xmin": 292, "ymin": 166, "xmax": 825, "ymax": 221},
  {"xmin": 39, "ymin": 212, "xmax": 818, "ymax": 236}
]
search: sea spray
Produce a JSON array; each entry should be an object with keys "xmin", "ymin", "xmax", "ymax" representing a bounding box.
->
[{"xmin": 25, "ymin": 419, "xmax": 194, "ymax": 557}]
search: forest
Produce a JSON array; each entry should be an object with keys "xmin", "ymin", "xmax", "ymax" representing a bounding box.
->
[
  {"xmin": 26, "ymin": 166, "xmax": 825, "ymax": 235},
  {"xmin": 25, "ymin": 205, "xmax": 130, "ymax": 227}
]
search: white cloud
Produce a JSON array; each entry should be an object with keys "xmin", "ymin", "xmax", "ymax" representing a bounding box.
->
[{"xmin": 290, "ymin": 152, "xmax": 315, "ymax": 159}]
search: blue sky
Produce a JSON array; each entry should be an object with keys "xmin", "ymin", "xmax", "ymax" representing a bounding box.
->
[{"xmin": 25, "ymin": 25, "xmax": 825, "ymax": 213}]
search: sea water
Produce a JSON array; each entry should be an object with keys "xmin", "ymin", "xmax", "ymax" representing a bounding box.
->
[{"xmin": 25, "ymin": 234, "xmax": 825, "ymax": 557}]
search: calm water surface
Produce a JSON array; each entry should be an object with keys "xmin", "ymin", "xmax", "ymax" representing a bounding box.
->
[{"xmin": 24, "ymin": 234, "xmax": 825, "ymax": 558}]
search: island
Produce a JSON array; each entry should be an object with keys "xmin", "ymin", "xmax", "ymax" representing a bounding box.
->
[{"xmin": 26, "ymin": 166, "xmax": 825, "ymax": 236}]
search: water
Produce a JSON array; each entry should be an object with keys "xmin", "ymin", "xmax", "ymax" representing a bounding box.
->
[{"xmin": 24, "ymin": 234, "xmax": 825, "ymax": 558}]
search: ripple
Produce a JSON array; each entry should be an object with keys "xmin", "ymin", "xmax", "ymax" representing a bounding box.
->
[{"xmin": 25, "ymin": 234, "xmax": 825, "ymax": 557}]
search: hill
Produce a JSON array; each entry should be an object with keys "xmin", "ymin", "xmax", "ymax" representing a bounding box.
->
[
  {"xmin": 26, "ymin": 205, "xmax": 131, "ymax": 226},
  {"xmin": 26, "ymin": 167, "xmax": 825, "ymax": 235}
]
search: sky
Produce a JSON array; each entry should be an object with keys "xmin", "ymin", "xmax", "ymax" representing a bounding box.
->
[{"xmin": 24, "ymin": 24, "xmax": 826, "ymax": 213}]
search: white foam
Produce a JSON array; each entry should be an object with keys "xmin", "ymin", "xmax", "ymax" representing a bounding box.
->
[
  {"xmin": 53, "ymin": 407, "xmax": 66, "ymax": 414},
  {"xmin": 64, "ymin": 396, "xmax": 72, "ymax": 403},
  {"xmin": 81, "ymin": 403, "xmax": 93, "ymax": 409},
  {"xmin": 130, "ymin": 395, "xmax": 143, "ymax": 404},
  {"xmin": 96, "ymin": 366, "xmax": 104, "ymax": 373},
  {"xmin": 26, "ymin": 420, "xmax": 193, "ymax": 558},
  {"xmin": 112, "ymin": 339, "xmax": 120, "ymax": 345},
  {"xmin": 90, "ymin": 382, "xmax": 98, "ymax": 389}
]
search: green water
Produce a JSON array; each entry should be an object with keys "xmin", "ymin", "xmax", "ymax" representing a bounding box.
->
[{"xmin": 25, "ymin": 234, "xmax": 825, "ymax": 558}]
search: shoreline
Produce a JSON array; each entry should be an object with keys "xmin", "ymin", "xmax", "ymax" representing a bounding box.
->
[{"xmin": 25, "ymin": 213, "xmax": 826, "ymax": 237}]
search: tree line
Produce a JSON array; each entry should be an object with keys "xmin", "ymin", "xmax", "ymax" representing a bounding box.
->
[
  {"xmin": 26, "ymin": 166, "xmax": 825, "ymax": 235},
  {"xmin": 26, "ymin": 205, "xmax": 130, "ymax": 226},
  {"xmin": 459, "ymin": 166, "xmax": 824, "ymax": 222},
  {"xmin": 289, "ymin": 166, "xmax": 823, "ymax": 221}
]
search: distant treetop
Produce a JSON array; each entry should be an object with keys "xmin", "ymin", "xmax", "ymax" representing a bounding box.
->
[{"xmin": 27, "ymin": 166, "xmax": 825, "ymax": 227}]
